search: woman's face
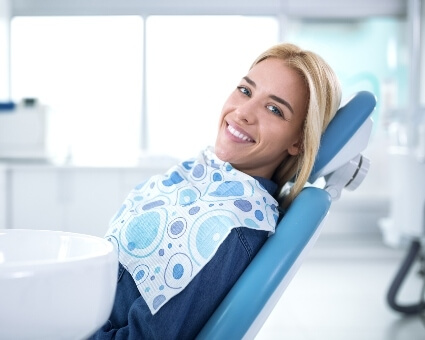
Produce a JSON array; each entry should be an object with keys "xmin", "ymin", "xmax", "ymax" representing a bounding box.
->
[{"xmin": 215, "ymin": 57, "xmax": 309, "ymax": 179}]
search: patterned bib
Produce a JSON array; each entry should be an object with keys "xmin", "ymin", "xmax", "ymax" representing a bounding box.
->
[{"xmin": 105, "ymin": 147, "xmax": 279, "ymax": 314}]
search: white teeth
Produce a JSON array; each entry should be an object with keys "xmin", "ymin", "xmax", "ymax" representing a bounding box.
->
[{"xmin": 227, "ymin": 125, "xmax": 253, "ymax": 142}]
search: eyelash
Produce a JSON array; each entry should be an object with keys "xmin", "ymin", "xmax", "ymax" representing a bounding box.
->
[
  {"xmin": 237, "ymin": 86, "xmax": 251, "ymax": 97},
  {"xmin": 266, "ymin": 104, "xmax": 284, "ymax": 118},
  {"xmin": 237, "ymin": 86, "xmax": 285, "ymax": 119}
]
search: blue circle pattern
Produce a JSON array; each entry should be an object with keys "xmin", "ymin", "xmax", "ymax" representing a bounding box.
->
[{"xmin": 105, "ymin": 148, "xmax": 279, "ymax": 314}]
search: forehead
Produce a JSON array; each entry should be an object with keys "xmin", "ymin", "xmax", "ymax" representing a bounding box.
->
[
  {"xmin": 248, "ymin": 58, "xmax": 308, "ymax": 112},
  {"xmin": 249, "ymin": 58, "xmax": 302, "ymax": 84}
]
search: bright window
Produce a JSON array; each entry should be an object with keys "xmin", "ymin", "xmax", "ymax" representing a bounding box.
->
[
  {"xmin": 11, "ymin": 16, "xmax": 143, "ymax": 165},
  {"xmin": 11, "ymin": 15, "xmax": 278, "ymax": 164},
  {"xmin": 145, "ymin": 16, "xmax": 279, "ymax": 160}
]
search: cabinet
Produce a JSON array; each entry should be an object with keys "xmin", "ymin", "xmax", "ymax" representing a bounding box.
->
[
  {"xmin": 1, "ymin": 155, "xmax": 391, "ymax": 238},
  {"xmin": 3, "ymin": 163, "xmax": 171, "ymax": 237}
]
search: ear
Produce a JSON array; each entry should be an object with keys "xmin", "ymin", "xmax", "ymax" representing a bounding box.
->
[{"xmin": 288, "ymin": 139, "xmax": 303, "ymax": 156}]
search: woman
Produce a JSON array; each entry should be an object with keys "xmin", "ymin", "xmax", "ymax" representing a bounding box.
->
[{"xmin": 90, "ymin": 42, "xmax": 341, "ymax": 339}]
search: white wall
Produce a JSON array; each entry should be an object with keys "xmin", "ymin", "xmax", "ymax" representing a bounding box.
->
[
  {"xmin": 0, "ymin": 0, "xmax": 10, "ymax": 101},
  {"xmin": 0, "ymin": 165, "xmax": 7, "ymax": 229}
]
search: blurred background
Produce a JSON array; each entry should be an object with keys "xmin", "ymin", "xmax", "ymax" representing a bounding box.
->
[{"xmin": 0, "ymin": 0, "xmax": 424, "ymax": 339}]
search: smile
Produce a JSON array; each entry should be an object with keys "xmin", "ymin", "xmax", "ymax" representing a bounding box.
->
[{"xmin": 227, "ymin": 124, "xmax": 254, "ymax": 142}]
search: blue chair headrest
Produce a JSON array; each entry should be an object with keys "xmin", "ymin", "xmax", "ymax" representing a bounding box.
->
[{"xmin": 309, "ymin": 91, "xmax": 376, "ymax": 182}]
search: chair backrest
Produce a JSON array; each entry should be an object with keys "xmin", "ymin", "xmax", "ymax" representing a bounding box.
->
[
  {"xmin": 309, "ymin": 91, "xmax": 376, "ymax": 184},
  {"xmin": 196, "ymin": 91, "xmax": 377, "ymax": 340}
]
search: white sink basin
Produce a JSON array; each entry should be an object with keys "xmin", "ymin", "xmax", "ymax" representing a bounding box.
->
[{"xmin": 0, "ymin": 229, "xmax": 118, "ymax": 340}]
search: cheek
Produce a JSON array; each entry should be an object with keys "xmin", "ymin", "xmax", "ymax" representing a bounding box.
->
[
  {"xmin": 216, "ymin": 111, "xmax": 227, "ymax": 132},
  {"xmin": 268, "ymin": 142, "xmax": 289, "ymax": 161},
  {"xmin": 220, "ymin": 91, "xmax": 239, "ymax": 114},
  {"xmin": 218, "ymin": 102, "xmax": 230, "ymax": 125},
  {"xmin": 263, "ymin": 125, "xmax": 301, "ymax": 153},
  {"xmin": 215, "ymin": 114, "xmax": 228, "ymax": 145}
]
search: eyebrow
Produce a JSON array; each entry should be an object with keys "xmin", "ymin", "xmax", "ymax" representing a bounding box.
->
[{"xmin": 243, "ymin": 76, "xmax": 295, "ymax": 115}]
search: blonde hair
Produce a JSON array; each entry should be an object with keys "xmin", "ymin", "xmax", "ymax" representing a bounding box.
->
[{"xmin": 251, "ymin": 43, "xmax": 342, "ymax": 208}]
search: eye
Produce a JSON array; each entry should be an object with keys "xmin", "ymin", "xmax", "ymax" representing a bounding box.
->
[
  {"xmin": 237, "ymin": 86, "xmax": 251, "ymax": 97},
  {"xmin": 266, "ymin": 104, "xmax": 284, "ymax": 118}
]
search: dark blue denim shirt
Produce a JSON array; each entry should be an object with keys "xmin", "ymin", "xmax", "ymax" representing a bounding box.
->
[{"xmin": 90, "ymin": 177, "xmax": 277, "ymax": 340}]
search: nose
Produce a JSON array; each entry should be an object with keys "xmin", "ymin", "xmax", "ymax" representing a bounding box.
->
[{"xmin": 235, "ymin": 99, "xmax": 258, "ymax": 124}]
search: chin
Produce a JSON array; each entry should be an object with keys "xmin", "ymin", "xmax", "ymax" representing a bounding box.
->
[{"xmin": 213, "ymin": 145, "xmax": 230, "ymax": 162}]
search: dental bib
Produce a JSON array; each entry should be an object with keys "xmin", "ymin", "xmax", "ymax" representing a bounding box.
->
[{"xmin": 105, "ymin": 147, "xmax": 279, "ymax": 314}]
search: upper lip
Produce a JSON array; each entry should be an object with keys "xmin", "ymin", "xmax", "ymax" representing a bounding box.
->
[{"xmin": 226, "ymin": 121, "xmax": 255, "ymax": 142}]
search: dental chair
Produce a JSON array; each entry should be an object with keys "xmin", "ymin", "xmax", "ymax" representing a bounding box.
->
[{"xmin": 197, "ymin": 91, "xmax": 377, "ymax": 339}]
